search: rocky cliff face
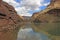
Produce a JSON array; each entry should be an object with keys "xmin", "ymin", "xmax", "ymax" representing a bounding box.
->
[
  {"xmin": 32, "ymin": 0, "xmax": 60, "ymax": 23},
  {"xmin": 0, "ymin": 0, "xmax": 24, "ymax": 40},
  {"xmin": 0, "ymin": 0, "xmax": 23, "ymax": 31},
  {"xmin": 31, "ymin": 0, "xmax": 60, "ymax": 40}
]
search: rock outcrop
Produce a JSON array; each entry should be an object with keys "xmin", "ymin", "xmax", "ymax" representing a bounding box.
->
[
  {"xmin": 0, "ymin": 1, "xmax": 23, "ymax": 27},
  {"xmin": 31, "ymin": 0, "xmax": 60, "ymax": 40},
  {"xmin": 31, "ymin": 0, "xmax": 60, "ymax": 23},
  {"xmin": 0, "ymin": 0, "xmax": 24, "ymax": 40}
]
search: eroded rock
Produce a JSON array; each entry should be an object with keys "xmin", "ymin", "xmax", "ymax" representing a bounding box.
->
[
  {"xmin": 32, "ymin": 0, "xmax": 60, "ymax": 23},
  {"xmin": 0, "ymin": 0, "xmax": 24, "ymax": 40},
  {"xmin": 0, "ymin": 0, "xmax": 23, "ymax": 31},
  {"xmin": 31, "ymin": 0, "xmax": 60, "ymax": 39}
]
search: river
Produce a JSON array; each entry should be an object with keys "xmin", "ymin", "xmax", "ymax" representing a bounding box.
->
[
  {"xmin": 1, "ymin": 23, "xmax": 60, "ymax": 40},
  {"xmin": 17, "ymin": 23, "xmax": 51, "ymax": 40}
]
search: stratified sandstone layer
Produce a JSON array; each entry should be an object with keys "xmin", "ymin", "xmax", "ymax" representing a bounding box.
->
[
  {"xmin": 0, "ymin": 0, "xmax": 24, "ymax": 40},
  {"xmin": 0, "ymin": 2, "xmax": 23, "ymax": 27},
  {"xmin": 32, "ymin": 0, "xmax": 60, "ymax": 23},
  {"xmin": 31, "ymin": 0, "xmax": 60, "ymax": 40}
]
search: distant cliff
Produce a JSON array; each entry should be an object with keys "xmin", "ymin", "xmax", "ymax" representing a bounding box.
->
[
  {"xmin": 31, "ymin": 0, "xmax": 60, "ymax": 23},
  {"xmin": 22, "ymin": 16, "xmax": 31, "ymax": 22}
]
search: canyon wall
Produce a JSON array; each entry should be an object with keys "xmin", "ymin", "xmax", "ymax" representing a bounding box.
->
[
  {"xmin": 31, "ymin": 0, "xmax": 60, "ymax": 23},
  {"xmin": 31, "ymin": 0, "xmax": 60, "ymax": 40},
  {"xmin": 0, "ymin": 0, "xmax": 24, "ymax": 40}
]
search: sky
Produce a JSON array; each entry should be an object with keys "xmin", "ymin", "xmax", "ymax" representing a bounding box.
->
[{"xmin": 3, "ymin": 0, "xmax": 50, "ymax": 16}]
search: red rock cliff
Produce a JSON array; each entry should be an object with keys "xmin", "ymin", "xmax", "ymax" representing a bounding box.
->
[
  {"xmin": 0, "ymin": 0, "xmax": 23, "ymax": 31},
  {"xmin": 0, "ymin": 0, "xmax": 24, "ymax": 40}
]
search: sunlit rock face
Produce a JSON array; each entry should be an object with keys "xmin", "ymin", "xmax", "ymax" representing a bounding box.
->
[
  {"xmin": 31, "ymin": 0, "xmax": 60, "ymax": 39},
  {"xmin": 32, "ymin": 9, "xmax": 60, "ymax": 23},
  {"xmin": 31, "ymin": 0, "xmax": 60, "ymax": 23},
  {"xmin": 0, "ymin": 0, "xmax": 24, "ymax": 40}
]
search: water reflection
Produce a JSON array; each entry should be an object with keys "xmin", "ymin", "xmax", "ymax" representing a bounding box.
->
[
  {"xmin": 0, "ymin": 23, "xmax": 24, "ymax": 40},
  {"xmin": 32, "ymin": 23, "xmax": 60, "ymax": 36},
  {"xmin": 31, "ymin": 23, "xmax": 60, "ymax": 40},
  {"xmin": 17, "ymin": 23, "xmax": 51, "ymax": 40}
]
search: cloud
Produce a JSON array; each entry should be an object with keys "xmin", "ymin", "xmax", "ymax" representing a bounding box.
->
[
  {"xmin": 3, "ymin": 0, "xmax": 20, "ymax": 8},
  {"xmin": 43, "ymin": 2, "xmax": 50, "ymax": 6},
  {"xmin": 3, "ymin": 0, "xmax": 50, "ymax": 16},
  {"xmin": 17, "ymin": 28, "xmax": 42, "ymax": 40},
  {"xmin": 20, "ymin": 0, "xmax": 44, "ymax": 10},
  {"xmin": 15, "ymin": 7, "xmax": 32, "ymax": 16}
]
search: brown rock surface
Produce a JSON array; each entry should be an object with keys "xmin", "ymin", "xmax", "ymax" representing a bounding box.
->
[
  {"xmin": 32, "ymin": 0, "xmax": 60, "ymax": 23},
  {"xmin": 31, "ymin": 0, "xmax": 60, "ymax": 40},
  {"xmin": 0, "ymin": 2, "xmax": 23, "ymax": 26},
  {"xmin": 0, "ymin": 0, "xmax": 24, "ymax": 40}
]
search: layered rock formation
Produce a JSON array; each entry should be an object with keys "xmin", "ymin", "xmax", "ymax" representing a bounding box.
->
[
  {"xmin": 32, "ymin": 0, "xmax": 60, "ymax": 23},
  {"xmin": 0, "ymin": 0, "xmax": 24, "ymax": 40},
  {"xmin": 31, "ymin": 0, "xmax": 60, "ymax": 40},
  {"xmin": 0, "ymin": 1, "xmax": 23, "ymax": 26}
]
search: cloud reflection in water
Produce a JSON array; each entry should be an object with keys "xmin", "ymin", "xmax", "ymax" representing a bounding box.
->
[{"xmin": 17, "ymin": 28, "xmax": 51, "ymax": 40}]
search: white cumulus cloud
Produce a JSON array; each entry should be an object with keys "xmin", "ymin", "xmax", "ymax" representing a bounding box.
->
[
  {"xmin": 3, "ymin": 0, "xmax": 20, "ymax": 8},
  {"xmin": 3, "ymin": 0, "xmax": 50, "ymax": 16},
  {"xmin": 20, "ymin": 0, "xmax": 44, "ymax": 10}
]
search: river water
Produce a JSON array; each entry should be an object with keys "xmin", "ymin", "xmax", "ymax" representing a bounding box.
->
[
  {"xmin": 17, "ymin": 23, "xmax": 51, "ymax": 40},
  {"xmin": 2, "ymin": 23, "xmax": 60, "ymax": 40}
]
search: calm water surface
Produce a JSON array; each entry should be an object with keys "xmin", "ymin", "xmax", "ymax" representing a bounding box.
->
[{"xmin": 17, "ymin": 23, "xmax": 51, "ymax": 40}]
